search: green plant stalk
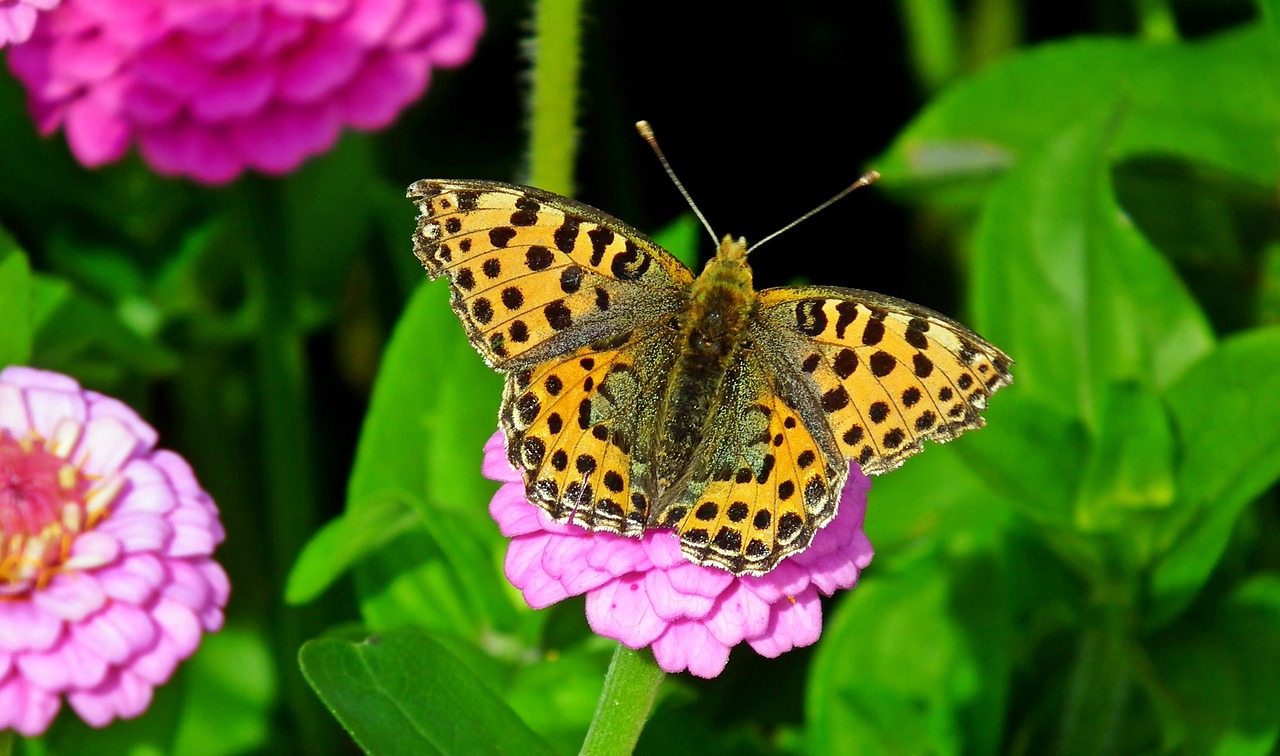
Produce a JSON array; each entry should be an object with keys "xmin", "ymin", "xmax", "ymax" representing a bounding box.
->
[
  {"xmin": 580, "ymin": 645, "xmax": 667, "ymax": 756},
  {"xmin": 0, "ymin": 730, "xmax": 13, "ymax": 756},
  {"xmin": 1057, "ymin": 608, "xmax": 1133, "ymax": 754},
  {"xmin": 241, "ymin": 181, "xmax": 336, "ymax": 755},
  {"xmin": 897, "ymin": 0, "xmax": 961, "ymax": 93},
  {"xmin": 965, "ymin": 0, "xmax": 1020, "ymax": 70},
  {"xmin": 1136, "ymin": 0, "xmax": 1179, "ymax": 42},
  {"xmin": 522, "ymin": 0, "xmax": 668, "ymax": 748},
  {"xmin": 525, "ymin": 0, "xmax": 584, "ymax": 195}
]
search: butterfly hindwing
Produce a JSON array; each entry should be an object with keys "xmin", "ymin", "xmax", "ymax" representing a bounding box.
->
[
  {"xmin": 661, "ymin": 354, "xmax": 847, "ymax": 574},
  {"xmin": 409, "ymin": 180, "xmax": 693, "ymax": 369},
  {"xmin": 501, "ymin": 328, "xmax": 675, "ymax": 537},
  {"xmin": 755, "ymin": 286, "xmax": 1013, "ymax": 475}
]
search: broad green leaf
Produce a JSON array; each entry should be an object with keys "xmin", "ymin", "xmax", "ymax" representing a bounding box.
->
[
  {"xmin": 28, "ymin": 273, "xmax": 178, "ymax": 385},
  {"xmin": 286, "ymin": 493, "xmax": 421, "ymax": 604},
  {"xmin": 946, "ymin": 392, "xmax": 1088, "ymax": 529},
  {"xmin": 1149, "ymin": 327, "xmax": 1280, "ymax": 623},
  {"xmin": 355, "ymin": 528, "xmax": 485, "ymax": 637},
  {"xmin": 806, "ymin": 555, "xmax": 1010, "ymax": 755},
  {"xmin": 300, "ymin": 630, "xmax": 557, "ymax": 756},
  {"xmin": 0, "ymin": 229, "xmax": 33, "ymax": 365},
  {"xmin": 879, "ymin": 24, "xmax": 1280, "ymax": 191},
  {"xmin": 293, "ymin": 278, "xmax": 514, "ymax": 633},
  {"xmin": 969, "ymin": 114, "xmax": 1214, "ymax": 427}
]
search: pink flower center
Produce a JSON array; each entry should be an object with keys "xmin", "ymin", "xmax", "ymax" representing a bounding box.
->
[{"xmin": 0, "ymin": 428, "xmax": 115, "ymax": 596}]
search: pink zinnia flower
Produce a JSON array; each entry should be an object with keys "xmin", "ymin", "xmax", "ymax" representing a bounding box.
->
[
  {"xmin": 484, "ymin": 432, "xmax": 874, "ymax": 679},
  {"xmin": 0, "ymin": 367, "xmax": 229, "ymax": 736},
  {"xmin": 0, "ymin": 0, "xmax": 58, "ymax": 47},
  {"xmin": 7, "ymin": 0, "xmax": 485, "ymax": 184}
]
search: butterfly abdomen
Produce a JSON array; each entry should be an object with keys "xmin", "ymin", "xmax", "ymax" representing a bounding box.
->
[{"xmin": 654, "ymin": 237, "xmax": 758, "ymax": 488}]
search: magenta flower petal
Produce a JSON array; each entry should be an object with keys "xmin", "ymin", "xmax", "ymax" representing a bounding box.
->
[
  {"xmin": 651, "ymin": 622, "xmax": 731, "ymax": 679},
  {"xmin": 0, "ymin": 677, "xmax": 62, "ymax": 737},
  {"xmin": 0, "ymin": 0, "xmax": 59, "ymax": 48},
  {"xmin": 7, "ymin": 0, "xmax": 485, "ymax": 184},
  {"xmin": 0, "ymin": 367, "xmax": 228, "ymax": 735},
  {"xmin": 0, "ymin": 601, "xmax": 63, "ymax": 653},
  {"xmin": 585, "ymin": 575, "xmax": 667, "ymax": 648},
  {"xmin": 747, "ymin": 589, "xmax": 823, "ymax": 657},
  {"xmin": 483, "ymin": 429, "xmax": 875, "ymax": 678},
  {"xmin": 15, "ymin": 635, "xmax": 110, "ymax": 691},
  {"xmin": 31, "ymin": 572, "xmax": 107, "ymax": 622}
]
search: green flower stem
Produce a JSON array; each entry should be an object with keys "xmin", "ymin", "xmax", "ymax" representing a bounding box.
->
[
  {"xmin": 525, "ymin": 0, "xmax": 584, "ymax": 195},
  {"xmin": 965, "ymin": 0, "xmax": 1020, "ymax": 69},
  {"xmin": 1057, "ymin": 608, "xmax": 1133, "ymax": 754},
  {"xmin": 239, "ymin": 180, "xmax": 337, "ymax": 754},
  {"xmin": 523, "ymin": 1, "xmax": 668, "ymax": 752},
  {"xmin": 897, "ymin": 0, "xmax": 961, "ymax": 93},
  {"xmin": 0, "ymin": 730, "xmax": 13, "ymax": 756},
  {"xmin": 580, "ymin": 644, "xmax": 667, "ymax": 756},
  {"xmin": 1136, "ymin": 0, "xmax": 1179, "ymax": 42}
]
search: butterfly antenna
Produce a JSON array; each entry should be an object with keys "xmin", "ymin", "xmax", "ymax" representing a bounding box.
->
[
  {"xmin": 747, "ymin": 170, "xmax": 881, "ymax": 254},
  {"xmin": 636, "ymin": 120, "xmax": 719, "ymax": 246}
]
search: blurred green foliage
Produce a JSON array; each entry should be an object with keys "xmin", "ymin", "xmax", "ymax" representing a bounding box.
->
[{"xmin": 4, "ymin": 0, "xmax": 1280, "ymax": 754}]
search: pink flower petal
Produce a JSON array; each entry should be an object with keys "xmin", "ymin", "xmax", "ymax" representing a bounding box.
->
[
  {"xmin": 67, "ymin": 668, "xmax": 154, "ymax": 726},
  {"xmin": 7, "ymin": 0, "xmax": 484, "ymax": 182},
  {"xmin": 97, "ymin": 510, "xmax": 174, "ymax": 553},
  {"xmin": 96, "ymin": 554, "xmax": 166, "ymax": 604},
  {"xmin": 748, "ymin": 589, "xmax": 823, "ymax": 657},
  {"xmin": 0, "ymin": 367, "xmax": 228, "ymax": 735},
  {"xmin": 15, "ymin": 634, "xmax": 110, "ymax": 691},
  {"xmin": 0, "ymin": 4, "xmax": 39, "ymax": 48},
  {"xmin": 70, "ymin": 603, "xmax": 157, "ymax": 665},
  {"xmin": 585, "ymin": 574, "xmax": 666, "ymax": 648},
  {"xmin": 483, "ymin": 428, "xmax": 875, "ymax": 678},
  {"xmin": 0, "ymin": 676, "xmax": 62, "ymax": 737},
  {"xmin": 32, "ymin": 572, "xmax": 107, "ymax": 621},
  {"xmin": 0, "ymin": 601, "xmax": 63, "ymax": 653},
  {"xmin": 0, "ymin": 383, "xmax": 32, "ymax": 435},
  {"xmin": 650, "ymin": 622, "xmax": 731, "ymax": 679}
]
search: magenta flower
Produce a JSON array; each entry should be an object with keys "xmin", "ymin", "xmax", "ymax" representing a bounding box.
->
[
  {"xmin": 0, "ymin": 367, "xmax": 229, "ymax": 736},
  {"xmin": 0, "ymin": 0, "xmax": 58, "ymax": 47},
  {"xmin": 6, "ymin": 0, "xmax": 484, "ymax": 184},
  {"xmin": 484, "ymin": 432, "xmax": 874, "ymax": 678}
]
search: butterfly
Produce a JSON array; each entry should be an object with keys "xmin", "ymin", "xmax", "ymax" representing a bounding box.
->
[{"xmin": 408, "ymin": 175, "xmax": 1012, "ymax": 576}]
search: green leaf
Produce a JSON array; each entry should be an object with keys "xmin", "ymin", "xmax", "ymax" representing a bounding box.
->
[
  {"xmin": 1149, "ymin": 327, "xmax": 1280, "ymax": 623},
  {"xmin": 0, "ymin": 229, "xmax": 33, "ymax": 365},
  {"xmin": 28, "ymin": 273, "xmax": 178, "ymax": 384},
  {"xmin": 879, "ymin": 24, "xmax": 1280, "ymax": 191},
  {"xmin": 300, "ymin": 630, "xmax": 557, "ymax": 756},
  {"xmin": 293, "ymin": 277, "xmax": 515, "ymax": 634},
  {"xmin": 286, "ymin": 493, "xmax": 421, "ymax": 604},
  {"xmin": 969, "ymin": 112, "xmax": 1214, "ymax": 427},
  {"xmin": 806, "ymin": 555, "xmax": 1010, "ymax": 754}
]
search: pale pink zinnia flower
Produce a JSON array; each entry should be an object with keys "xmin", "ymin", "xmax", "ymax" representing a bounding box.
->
[
  {"xmin": 7, "ymin": 0, "xmax": 485, "ymax": 184},
  {"xmin": 484, "ymin": 432, "xmax": 874, "ymax": 678},
  {"xmin": 0, "ymin": 0, "xmax": 58, "ymax": 47},
  {"xmin": 0, "ymin": 367, "xmax": 229, "ymax": 736}
]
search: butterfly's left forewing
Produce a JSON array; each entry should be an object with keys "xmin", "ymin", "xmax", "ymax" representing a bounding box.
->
[
  {"xmin": 754, "ymin": 286, "xmax": 1013, "ymax": 476},
  {"xmin": 410, "ymin": 180, "xmax": 695, "ymax": 540},
  {"xmin": 409, "ymin": 180, "xmax": 694, "ymax": 370}
]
